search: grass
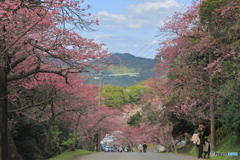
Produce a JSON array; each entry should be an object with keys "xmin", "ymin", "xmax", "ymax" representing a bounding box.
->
[
  {"xmin": 47, "ymin": 149, "xmax": 94, "ymax": 160},
  {"xmin": 210, "ymin": 132, "xmax": 240, "ymax": 160},
  {"xmin": 210, "ymin": 156, "xmax": 235, "ymax": 160}
]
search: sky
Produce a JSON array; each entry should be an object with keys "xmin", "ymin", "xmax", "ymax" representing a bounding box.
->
[{"xmin": 80, "ymin": 0, "xmax": 192, "ymax": 59}]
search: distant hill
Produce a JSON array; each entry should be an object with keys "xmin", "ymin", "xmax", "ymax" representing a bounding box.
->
[{"xmin": 90, "ymin": 53, "xmax": 158, "ymax": 87}]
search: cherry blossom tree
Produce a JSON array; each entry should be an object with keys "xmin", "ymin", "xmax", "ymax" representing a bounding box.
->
[
  {"xmin": 76, "ymin": 106, "xmax": 122, "ymax": 151},
  {"xmin": 0, "ymin": 0, "xmax": 110, "ymax": 159},
  {"xmin": 153, "ymin": 2, "xmax": 216, "ymax": 149},
  {"xmin": 153, "ymin": 0, "xmax": 240, "ymax": 151},
  {"xmin": 8, "ymin": 73, "xmax": 99, "ymax": 158}
]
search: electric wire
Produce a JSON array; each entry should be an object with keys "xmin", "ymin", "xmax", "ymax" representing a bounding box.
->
[
  {"xmin": 118, "ymin": 0, "xmax": 192, "ymax": 70},
  {"xmin": 136, "ymin": 0, "xmax": 191, "ymax": 59}
]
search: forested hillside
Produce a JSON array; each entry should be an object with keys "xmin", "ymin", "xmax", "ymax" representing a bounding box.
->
[{"xmin": 90, "ymin": 53, "xmax": 158, "ymax": 87}]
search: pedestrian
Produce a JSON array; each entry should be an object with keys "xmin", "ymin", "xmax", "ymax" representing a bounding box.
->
[
  {"xmin": 192, "ymin": 124, "xmax": 210, "ymax": 159},
  {"xmin": 143, "ymin": 143, "xmax": 148, "ymax": 153},
  {"xmin": 203, "ymin": 138, "xmax": 210, "ymax": 159},
  {"xmin": 118, "ymin": 146, "xmax": 123, "ymax": 152},
  {"xmin": 138, "ymin": 144, "xmax": 143, "ymax": 153},
  {"xmin": 127, "ymin": 145, "xmax": 131, "ymax": 152},
  {"xmin": 124, "ymin": 146, "xmax": 128, "ymax": 152}
]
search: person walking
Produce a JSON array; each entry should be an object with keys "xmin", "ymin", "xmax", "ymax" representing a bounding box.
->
[
  {"xmin": 143, "ymin": 143, "xmax": 148, "ymax": 153},
  {"xmin": 192, "ymin": 124, "xmax": 210, "ymax": 159},
  {"xmin": 118, "ymin": 146, "xmax": 123, "ymax": 152},
  {"xmin": 138, "ymin": 144, "xmax": 143, "ymax": 153}
]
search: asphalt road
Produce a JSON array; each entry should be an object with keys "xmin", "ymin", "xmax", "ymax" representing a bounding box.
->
[{"xmin": 78, "ymin": 152, "xmax": 199, "ymax": 160}]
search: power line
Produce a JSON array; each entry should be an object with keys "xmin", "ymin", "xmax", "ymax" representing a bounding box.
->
[
  {"xmin": 134, "ymin": 0, "xmax": 235, "ymax": 60},
  {"xmin": 133, "ymin": 36, "xmax": 157, "ymax": 58},
  {"xmin": 135, "ymin": 0, "xmax": 191, "ymax": 59},
  {"xmin": 101, "ymin": 0, "xmax": 193, "ymax": 83},
  {"xmin": 122, "ymin": 0, "xmax": 192, "ymax": 62}
]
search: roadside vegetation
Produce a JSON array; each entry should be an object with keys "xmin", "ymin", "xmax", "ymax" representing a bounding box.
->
[{"xmin": 47, "ymin": 150, "xmax": 93, "ymax": 160}]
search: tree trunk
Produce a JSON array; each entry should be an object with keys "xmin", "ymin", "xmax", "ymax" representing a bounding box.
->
[
  {"xmin": 0, "ymin": 17, "xmax": 8, "ymax": 160},
  {"xmin": 44, "ymin": 119, "xmax": 54, "ymax": 159},
  {"xmin": 209, "ymin": 52, "xmax": 216, "ymax": 151},
  {"xmin": 0, "ymin": 0, "xmax": 9, "ymax": 157},
  {"xmin": 71, "ymin": 129, "xmax": 77, "ymax": 150},
  {"xmin": 0, "ymin": 66, "xmax": 8, "ymax": 160}
]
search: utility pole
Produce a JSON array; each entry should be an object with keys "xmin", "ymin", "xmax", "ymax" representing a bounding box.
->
[
  {"xmin": 98, "ymin": 67, "xmax": 103, "ymax": 106},
  {"xmin": 97, "ymin": 64, "xmax": 103, "ymax": 152}
]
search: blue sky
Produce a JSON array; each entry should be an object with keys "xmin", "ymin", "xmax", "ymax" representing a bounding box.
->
[{"xmin": 81, "ymin": 0, "xmax": 192, "ymax": 59}]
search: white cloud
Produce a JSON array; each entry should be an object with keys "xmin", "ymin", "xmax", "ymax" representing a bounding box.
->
[
  {"xmin": 96, "ymin": 0, "xmax": 185, "ymax": 30},
  {"xmin": 92, "ymin": 34, "xmax": 114, "ymax": 39},
  {"xmin": 97, "ymin": 11, "xmax": 150, "ymax": 29},
  {"xmin": 99, "ymin": 24, "xmax": 126, "ymax": 31},
  {"xmin": 126, "ymin": 0, "xmax": 181, "ymax": 15},
  {"xmin": 128, "ymin": 23, "xmax": 142, "ymax": 29},
  {"xmin": 97, "ymin": 10, "xmax": 127, "ymax": 23},
  {"xmin": 133, "ymin": 44, "xmax": 141, "ymax": 47},
  {"xmin": 124, "ymin": 0, "xmax": 164, "ymax": 2}
]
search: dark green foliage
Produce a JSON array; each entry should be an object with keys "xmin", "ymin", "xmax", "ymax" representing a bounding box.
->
[
  {"xmin": 50, "ymin": 124, "xmax": 72, "ymax": 156},
  {"xmin": 12, "ymin": 118, "xmax": 73, "ymax": 160},
  {"xmin": 13, "ymin": 119, "xmax": 46, "ymax": 160},
  {"xmin": 200, "ymin": 0, "xmax": 240, "ymax": 44},
  {"xmin": 169, "ymin": 114, "xmax": 196, "ymax": 138},
  {"xmin": 101, "ymin": 85, "xmax": 130, "ymax": 108},
  {"xmin": 217, "ymin": 80, "xmax": 240, "ymax": 134},
  {"xmin": 101, "ymin": 82, "xmax": 146, "ymax": 108},
  {"xmin": 127, "ymin": 111, "xmax": 142, "ymax": 127},
  {"xmin": 199, "ymin": 0, "xmax": 229, "ymax": 25},
  {"xmin": 125, "ymin": 82, "xmax": 147, "ymax": 105}
]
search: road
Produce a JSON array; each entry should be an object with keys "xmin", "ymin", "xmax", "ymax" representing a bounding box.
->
[{"xmin": 78, "ymin": 152, "xmax": 199, "ymax": 160}]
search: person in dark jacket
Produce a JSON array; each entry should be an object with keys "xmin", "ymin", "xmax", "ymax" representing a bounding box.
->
[
  {"xmin": 193, "ymin": 124, "xmax": 210, "ymax": 158},
  {"xmin": 143, "ymin": 143, "xmax": 148, "ymax": 153}
]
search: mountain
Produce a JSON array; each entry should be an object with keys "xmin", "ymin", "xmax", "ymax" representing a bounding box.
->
[{"xmin": 90, "ymin": 53, "xmax": 158, "ymax": 87}]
